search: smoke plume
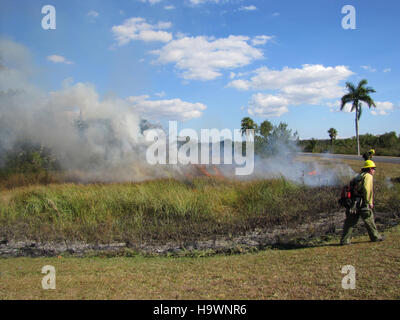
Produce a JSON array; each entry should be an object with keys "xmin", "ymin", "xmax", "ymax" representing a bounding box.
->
[
  {"xmin": 0, "ymin": 38, "xmax": 175, "ymax": 182},
  {"xmin": 0, "ymin": 38, "xmax": 355, "ymax": 186}
]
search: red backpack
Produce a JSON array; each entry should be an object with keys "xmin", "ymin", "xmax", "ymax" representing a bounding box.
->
[{"xmin": 338, "ymin": 173, "xmax": 364, "ymax": 209}]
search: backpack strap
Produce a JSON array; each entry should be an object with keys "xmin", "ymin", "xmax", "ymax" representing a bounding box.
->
[{"xmin": 350, "ymin": 173, "xmax": 366, "ymax": 198}]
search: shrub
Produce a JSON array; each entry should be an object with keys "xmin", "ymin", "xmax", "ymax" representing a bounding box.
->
[{"xmin": 0, "ymin": 141, "xmax": 61, "ymax": 188}]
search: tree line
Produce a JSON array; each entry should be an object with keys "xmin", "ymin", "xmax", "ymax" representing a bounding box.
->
[
  {"xmin": 303, "ymin": 79, "xmax": 399, "ymax": 156},
  {"xmin": 240, "ymin": 117, "xmax": 299, "ymax": 157},
  {"xmin": 300, "ymin": 131, "xmax": 400, "ymax": 156},
  {"xmin": 241, "ymin": 78, "xmax": 399, "ymax": 157}
]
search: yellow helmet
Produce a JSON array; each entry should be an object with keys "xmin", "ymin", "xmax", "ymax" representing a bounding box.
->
[{"xmin": 362, "ymin": 160, "xmax": 376, "ymax": 169}]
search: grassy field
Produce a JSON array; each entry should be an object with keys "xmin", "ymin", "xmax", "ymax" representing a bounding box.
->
[
  {"xmin": 1, "ymin": 157, "xmax": 399, "ymax": 245},
  {"xmin": 0, "ymin": 178, "xmax": 345, "ymax": 244},
  {"xmin": 0, "ymin": 225, "xmax": 399, "ymax": 300},
  {"xmin": 0, "ymin": 157, "xmax": 399, "ymax": 299}
]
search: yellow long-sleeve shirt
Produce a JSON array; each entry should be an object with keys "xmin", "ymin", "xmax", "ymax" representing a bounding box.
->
[{"xmin": 361, "ymin": 172, "xmax": 374, "ymax": 207}]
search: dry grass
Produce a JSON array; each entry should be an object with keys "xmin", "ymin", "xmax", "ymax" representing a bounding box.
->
[
  {"xmin": 0, "ymin": 177, "xmax": 342, "ymax": 244},
  {"xmin": 0, "ymin": 225, "xmax": 399, "ymax": 300},
  {"xmin": 0, "ymin": 157, "xmax": 399, "ymax": 300}
]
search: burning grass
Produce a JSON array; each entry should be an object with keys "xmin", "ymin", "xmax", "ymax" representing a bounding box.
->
[
  {"xmin": 1, "ymin": 173, "xmax": 399, "ymax": 246},
  {"xmin": 1, "ymin": 159, "xmax": 399, "ymax": 300},
  {"xmin": 0, "ymin": 177, "xmax": 337, "ymax": 244},
  {"xmin": 0, "ymin": 157, "xmax": 399, "ymax": 246}
]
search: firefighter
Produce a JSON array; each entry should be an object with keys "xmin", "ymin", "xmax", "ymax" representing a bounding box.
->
[
  {"xmin": 362, "ymin": 148, "xmax": 375, "ymax": 161},
  {"xmin": 340, "ymin": 160, "xmax": 384, "ymax": 245}
]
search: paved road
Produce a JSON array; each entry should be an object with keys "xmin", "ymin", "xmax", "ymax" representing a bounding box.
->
[{"xmin": 297, "ymin": 152, "xmax": 400, "ymax": 164}]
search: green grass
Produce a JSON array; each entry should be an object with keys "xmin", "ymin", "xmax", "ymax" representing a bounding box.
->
[
  {"xmin": 0, "ymin": 158, "xmax": 399, "ymax": 299},
  {"xmin": 1, "ymin": 225, "xmax": 399, "ymax": 300},
  {"xmin": 1, "ymin": 159, "xmax": 399, "ymax": 244},
  {"xmin": 0, "ymin": 177, "xmax": 344, "ymax": 244}
]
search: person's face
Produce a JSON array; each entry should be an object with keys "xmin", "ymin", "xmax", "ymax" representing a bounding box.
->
[{"xmin": 370, "ymin": 168, "xmax": 376, "ymax": 176}]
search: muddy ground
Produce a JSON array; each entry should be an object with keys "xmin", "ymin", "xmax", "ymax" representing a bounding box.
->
[{"xmin": 0, "ymin": 211, "xmax": 399, "ymax": 257}]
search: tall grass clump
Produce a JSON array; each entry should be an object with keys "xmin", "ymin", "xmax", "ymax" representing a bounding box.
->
[
  {"xmin": 374, "ymin": 178, "xmax": 400, "ymax": 215},
  {"xmin": 0, "ymin": 176, "xmax": 349, "ymax": 244},
  {"xmin": 235, "ymin": 178, "xmax": 339, "ymax": 229}
]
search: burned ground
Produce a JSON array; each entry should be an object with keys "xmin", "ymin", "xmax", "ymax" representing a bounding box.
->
[{"xmin": 1, "ymin": 208, "xmax": 398, "ymax": 258}]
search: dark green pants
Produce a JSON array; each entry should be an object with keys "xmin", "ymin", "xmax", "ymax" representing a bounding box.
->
[{"xmin": 340, "ymin": 208, "xmax": 381, "ymax": 244}]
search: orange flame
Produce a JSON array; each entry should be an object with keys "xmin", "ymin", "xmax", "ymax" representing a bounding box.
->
[
  {"xmin": 186, "ymin": 165, "xmax": 225, "ymax": 178},
  {"xmin": 212, "ymin": 166, "xmax": 224, "ymax": 178},
  {"xmin": 197, "ymin": 165, "xmax": 212, "ymax": 177}
]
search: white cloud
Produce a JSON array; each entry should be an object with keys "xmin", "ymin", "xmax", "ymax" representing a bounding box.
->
[
  {"xmin": 87, "ymin": 10, "xmax": 99, "ymax": 18},
  {"xmin": 164, "ymin": 5, "xmax": 175, "ymax": 10},
  {"xmin": 140, "ymin": 0, "xmax": 162, "ymax": 4},
  {"xmin": 112, "ymin": 17, "xmax": 172, "ymax": 46},
  {"xmin": 189, "ymin": 0, "xmax": 220, "ymax": 4},
  {"xmin": 47, "ymin": 55, "xmax": 74, "ymax": 65},
  {"xmin": 272, "ymin": 12, "xmax": 280, "ymax": 17},
  {"xmin": 188, "ymin": 0, "xmax": 243, "ymax": 6},
  {"xmin": 126, "ymin": 95, "xmax": 150, "ymax": 103},
  {"xmin": 251, "ymin": 35, "xmax": 273, "ymax": 46},
  {"xmin": 383, "ymin": 68, "xmax": 391, "ymax": 73},
  {"xmin": 361, "ymin": 65, "xmax": 377, "ymax": 72},
  {"xmin": 175, "ymin": 32, "xmax": 189, "ymax": 39},
  {"xmin": 248, "ymin": 93, "xmax": 289, "ymax": 117},
  {"xmin": 229, "ymin": 64, "xmax": 352, "ymax": 93},
  {"xmin": 371, "ymin": 101, "xmax": 395, "ymax": 116},
  {"xmin": 228, "ymin": 79, "xmax": 249, "ymax": 90},
  {"xmin": 228, "ymin": 64, "xmax": 354, "ymax": 117},
  {"xmin": 151, "ymin": 35, "xmax": 265, "ymax": 80},
  {"xmin": 239, "ymin": 5, "xmax": 257, "ymax": 11},
  {"xmin": 327, "ymin": 100, "xmax": 397, "ymax": 116},
  {"xmin": 127, "ymin": 96, "xmax": 206, "ymax": 121},
  {"xmin": 155, "ymin": 91, "xmax": 166, "ymax": 97},
  {"xmin": 326, "ymin": 100, "xmax": 352, "ymax": 113}
]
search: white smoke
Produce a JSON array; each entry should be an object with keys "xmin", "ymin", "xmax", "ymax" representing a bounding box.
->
[
  {"xmin": 0, "ymin": 38, "xmax": 176, "ymax": 181},
  {"xmin": 385, "ymin": 176, "xmax": 394, "ymax": 189},
  {"xmin": 0, "ymin": 38, "xmax": 355, "ymax": 185},
  {"xmin": 253, "ymin": 155, "xmax": 355, "ymax": 186},
  {"xmin": 226, "ymin": 140, "xmax": 356, "ymax": 186}
]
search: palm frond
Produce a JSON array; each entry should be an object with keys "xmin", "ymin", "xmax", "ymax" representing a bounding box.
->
[
  {"xmin": 358, "ymin": 104, "xmax": 363, "ymax": 120},
  {"xmin": 360, "ymin": 95, "xmax": 377, "ymax": 108},
  {"xmin": 341, "ymin": 80, "xmax": 377, "ymax": 111},
  {"xmin": 364, "ymin": 86, "xmax": 376, "ymax": 94},
  {"xmin": 350, "ymin": 101, "xmax": 358, "ymax": 112},
  {"xmin": 340, "ymin": 94, "xmax": 354, "ymax": 110},
  {"xmin": 345, "ymin": 82, "xmax": 356, "ymax": 93},
  {"xmin": 356, "ymin": 79, "xmax": 368, "ymax": 90}
]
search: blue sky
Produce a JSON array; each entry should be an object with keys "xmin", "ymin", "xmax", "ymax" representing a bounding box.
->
[{"xmin": 1, "ymin": 0, "xmax": 399, "ymax": 140}]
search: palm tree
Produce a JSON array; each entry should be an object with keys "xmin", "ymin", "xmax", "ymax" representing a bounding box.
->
[
  {"xmin": 341, "ymin": 79, "xmax": 376, "ymax": 156},
  {"xmin": 328, "ymin": 128, "xmax": 337, "ymax": 151},
  {"xmin": 259, "ymin": 120, "xmax": 273, "ymax": 139},
  {"xmin": 240, "ymin": 117, "xmax": 258, "ymax": 138}
]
